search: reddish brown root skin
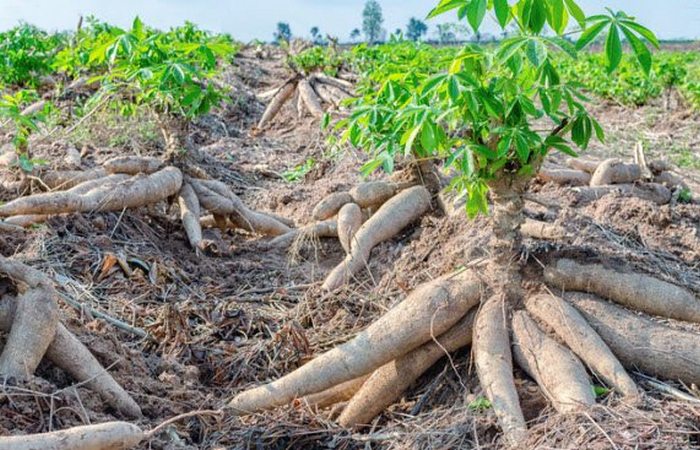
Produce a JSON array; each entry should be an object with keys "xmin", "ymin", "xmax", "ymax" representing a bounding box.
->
[
  {"xmin": 312, "ymin": 192, "xmax": 353, "ymax": 221},
  {"xmin": 545, "ymin": 259, "xmax": 700, "ymax": 323},
  {"xmin": 337, "ymin": 203, "xmax": 362, "ymax": 253},
  {"xmin": 227, "ymin": 271, "xmax": 482, "ymax": 415},
  {"xmin": 257, "ymin": 80, "xmax": 298, "ymax": 130},
  {"xmin": 473, "ymin": 296, "xmax": 527, "ymax": 446},
  {"xmin": 589, "ymin": 159, "xmax": 642, "ymax": 186},
  {"xmin": 322, "ymin": 186, "xmax": 430, "ymax": 291},
  {"xmin": 525, "ymin": 294, "xmax": 639, "ymax": 398},
  {"xmin": 338, "ymin": 308, "xmax": 476, "ymax": 428},
  {"xmin": 572, "ymin": 183, "xmax": 671, "ymax": 205},
  {"xmin": 103, "ymin": 156, "xmax": 163, "ymax": 175},
  {"xmin": 0, "ymin": 421, "xmax": 144, "ymax": 450},
  {"xmin": 567, "ymin": 293, "xmax": 700, "ymax": 385},
  {"xmin": 511, "ymin": 311, "xmax": 595, "ymax": 413},
  {"xmin": 538, "ymin": 168, "xmax": 591, "ymax": 186}
]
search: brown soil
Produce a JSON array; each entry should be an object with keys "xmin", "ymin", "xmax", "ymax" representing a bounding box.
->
[{"xmin": 1, "ymin": 46, "xmax": 699, "ymax": 449}]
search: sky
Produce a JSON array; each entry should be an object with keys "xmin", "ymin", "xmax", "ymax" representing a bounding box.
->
[{"xmin": 0, "ymin": 0, "xmax": 698, "ymax": 42}]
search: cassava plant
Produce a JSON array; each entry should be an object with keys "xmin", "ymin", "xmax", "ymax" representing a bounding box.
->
[
  {"xmin": 1, "ymin": 18, "xmax": 296, "ymax": 254},
  {"xmin": 227, "ymin": 0, "xmax": 700, "ymax": 445}
]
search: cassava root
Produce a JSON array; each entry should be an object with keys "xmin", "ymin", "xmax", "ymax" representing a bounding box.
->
[{"xmin": 227, "ymin": 270, "xmax": 482, "ymax": 415}]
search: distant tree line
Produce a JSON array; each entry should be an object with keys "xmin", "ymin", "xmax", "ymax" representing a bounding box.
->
[{"xmin": 272, "ymin": 0, "xmax": 517, "ymax": 45}]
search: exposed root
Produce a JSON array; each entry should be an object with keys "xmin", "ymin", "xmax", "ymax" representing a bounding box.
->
[
  {"xmin": 266, "ymin": 219, "xmax": 337, "ymax": 249},
  {"xmin": 0, "ymin": 167, "xmax": 182, "ymax": 217},
  {"xmin": 310, "ymin": 73, "xmax": 355, "ymax": 94},
  {"xmin": 349, "ymin": 181, "xmax": 398, "ymax": 208},
  {"xmin": 322, "ymin": 186, "xmax": 430, "ymax": 291},
  {"xmin": 521, "ymin": 219, "xmax": 567, "ymax": 241},
  {"xmin": 589, "ymin": 159, "xmax": 642, "ymax": 186},
  {"xmin": 312, "ymin": 192, "xmax": 353, "ymax": 221},
  {"xmin": 338, "ymin": 308, "xmax": 477, "ymax": 428},
  {"xmin": 0, "ymin": 257, "xmax": 57, "ymax": 380},
  {"xmin": 227, "ymin": 270, "xmax": 482, "ymax": 415},
  {"xmin": 567, "ymin": 293, "xmax": 700, "ymax": 384},
  {"xmin": 178, "ymin": 182, "xmax": 205, "ymax": 252},
  {"xmin": 41, "ymin": 168, "xmax": 107, "ymax": 190},
  {"xmin": 298, "ymin": 79, "xmax": 324, "ymax": 118},
  {"xmin": 300, "ymin": 376, "xmax": 369, "ymax": 410},
  {"xmin": 46, "ymin": 322, "xmax": 142, "ymax": 418},
  {"xmin": 525, "ymin": 294, "xmax": 639, "ymax": 399},
  {"xmin": 654, "ymin": 171, "xmax": 688, "ymax": 190},
  {"xmin": 511, "ymin": 311, "xmax": 595, "ymax": 413},
  {"xmin": 337, "ymin": 203, "xmax": 362, "ymax": 253},
  {"xmin": 538, "ymin": 168, "xmax": 591, "ymax": 186},
  {"xmin": 565, "ymin": 158, "xmax": 600, "ymax": 173},
  {"xmin": 0, "ymin": 257, "xmax": 141, "ymax": 418},
  {"xmin": 473, "ymin": 295, "xmax": 527, "ymax": 446},
  {"xmin": 0, "ymin": 421, "xmax": 144, "ymax": 450},
  {"xmin": 572, "ymin": 183, "xmax": 671, "ymax": 205},
  {"xmin": 103, "ymin": 156, "xmax": 163, "ymax": 175},
  {"xmin": 191, "ymin": 178, "xmax": 291, "ymax": 236},
  {"xmin": 256, "ymin": 79, "xmax": 298, "ymax": 130},
  {"xmin": 544, "ymin": 259, "xmax": 700, "ymax": 323}
]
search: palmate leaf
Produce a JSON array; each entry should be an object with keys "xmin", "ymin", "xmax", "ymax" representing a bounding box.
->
[
  {"xmin": 494, "ymin": 0, "xmax": 511, "ymax": 28},
  {"xmin": 427, "ymin": 0, "xmax": 469, "ymax": 18},
  {"xmin": 619, "ymin": 25, "xmax": 652, "ymax": 74},
  {"xmin": 604, "ymin": 24, "xmax": 622, "ymax": 73}
]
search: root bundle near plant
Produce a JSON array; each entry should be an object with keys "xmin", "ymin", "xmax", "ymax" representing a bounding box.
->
[
  {"xmin": 538, "ymin": 155, "xmax": 688, "ymax": 206},
  {"xmin": 228, "ymin": 270, "xmax": 482, "ymax": 415},
  {"xmin": 0, "ymin": 257, "xmax": 141, "ymax": 419},
  {"xmin": 1, "ymin": 153, "xmax": 294, "ymax": 250},
  {"xmin": 255, "ymin": 71, "xmax": 354, "ymax": 130},
  {"xmin": 322, "ymin": 185, "xmax": 430, "ymax": 291}
]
